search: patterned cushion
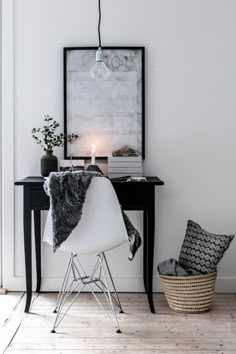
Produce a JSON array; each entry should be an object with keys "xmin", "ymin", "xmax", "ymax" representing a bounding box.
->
[{"xmin": 179, "ymin": 220, "xmax": 234, "ymax": 274}]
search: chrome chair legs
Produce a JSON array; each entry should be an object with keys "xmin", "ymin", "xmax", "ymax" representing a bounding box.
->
[{"xmin": 51, "ymin": 253, "xmax": 123, "ymax": 333}]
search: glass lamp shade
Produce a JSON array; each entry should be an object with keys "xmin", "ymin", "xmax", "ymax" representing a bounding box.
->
[{"xmin": 90, "ymin": 48, "xmax": 110, "ymax": 80}]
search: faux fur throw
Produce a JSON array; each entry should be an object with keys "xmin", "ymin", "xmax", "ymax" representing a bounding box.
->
[{"xmin": 44, "ymin": 171, "xmax": 142, "ymax": 260}]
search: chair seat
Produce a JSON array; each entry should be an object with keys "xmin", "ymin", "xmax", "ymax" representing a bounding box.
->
[{"xmin": 43, "ymin": 177, "xmax": 128, "ymax": 254}]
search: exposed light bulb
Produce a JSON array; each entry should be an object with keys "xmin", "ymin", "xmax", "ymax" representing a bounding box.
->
[{"xmin": 90, "ymin": 48, "xmax": 110, "ymax": 80}]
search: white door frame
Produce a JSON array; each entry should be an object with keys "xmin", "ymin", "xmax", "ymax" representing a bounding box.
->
[
  {"xmin": 1, "ymin": 0, "xmax": 15, "ymax": 289},
  {"xmin": 0, "ymin": 0, "xmax": 2, "ymax": 287}
]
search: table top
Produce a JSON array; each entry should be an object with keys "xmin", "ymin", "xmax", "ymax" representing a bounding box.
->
[{"xmin": 15, "ymin": 176, "xmax": 164, "ymax": 186}]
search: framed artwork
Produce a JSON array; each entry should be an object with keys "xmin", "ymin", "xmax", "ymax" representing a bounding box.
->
[{"xmin": 64, "ymin": 47, "xmax": 145, "ymax": 159}]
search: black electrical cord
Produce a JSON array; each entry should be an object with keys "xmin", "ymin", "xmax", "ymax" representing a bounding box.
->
[{"xmin": 98, "ymin": 0, "xmax": 102, "ymax": 48}]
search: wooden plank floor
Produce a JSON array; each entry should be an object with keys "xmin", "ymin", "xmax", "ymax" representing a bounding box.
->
[{"xmin": 0, "ymin": 292, "xmax": 235, "ymax": 354}]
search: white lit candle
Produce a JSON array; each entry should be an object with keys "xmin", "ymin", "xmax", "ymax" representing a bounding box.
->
[{"xmin": 91, "ymin": 144, "xmax": 96, "ymax": 165}]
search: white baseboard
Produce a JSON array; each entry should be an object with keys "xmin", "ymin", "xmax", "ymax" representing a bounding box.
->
[
  {"xmin": 4, "ymin": 275, "xmax": 236, "ymax": 293},
  {"xmin": 215, "ymin": 276, "xmax": 236, "ymax": 293}
]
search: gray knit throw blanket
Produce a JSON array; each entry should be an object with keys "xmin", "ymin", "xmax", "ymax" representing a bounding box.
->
[{"xmin": 44, "ymin": 171, "xmax": 142, "ymax": 260}]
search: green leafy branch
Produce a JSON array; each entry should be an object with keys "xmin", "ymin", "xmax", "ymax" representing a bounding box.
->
[{"xmin": 32, "ymin": 115, "xmax": 79, "ymax": 152}]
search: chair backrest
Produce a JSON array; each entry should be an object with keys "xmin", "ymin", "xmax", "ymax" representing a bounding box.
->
[{"xmin": 43, "ymin": 177, "xmax": 128, "ymax": 254}]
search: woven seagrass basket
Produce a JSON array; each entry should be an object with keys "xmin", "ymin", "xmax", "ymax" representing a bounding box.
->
[{"xmin": 159, "ymin": 272, "xmax": 217, "ymax": 313}]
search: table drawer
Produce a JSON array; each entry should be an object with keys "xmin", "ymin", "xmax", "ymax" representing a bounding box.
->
[
  {"xmin": 30, "ymin": 187, "xmax": 49, "ymax": 209},
  {"xmin": 112, "ymin": 184, "xmax": 153, "ymax": 209}
]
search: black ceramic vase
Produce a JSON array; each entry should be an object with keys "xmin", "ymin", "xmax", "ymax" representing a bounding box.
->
[{"xmin": 41, "ymin": 150, "xmax": 58, "ymax": 177}]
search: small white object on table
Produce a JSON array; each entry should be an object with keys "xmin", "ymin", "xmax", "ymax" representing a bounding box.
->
[{"xmin": 91, "ymin": 144, "xmax": 96, "ymax": 165}]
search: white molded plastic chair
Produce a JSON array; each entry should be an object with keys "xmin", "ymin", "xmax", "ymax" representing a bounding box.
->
[{"xmin": 43, "ymin": 177, "xmax": 129, "ymax": 333}]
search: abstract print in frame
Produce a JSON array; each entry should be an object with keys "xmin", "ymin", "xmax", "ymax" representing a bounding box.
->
[{"xmin": 64, "ymin": 47, "xmax": 145, "ymax": 159}]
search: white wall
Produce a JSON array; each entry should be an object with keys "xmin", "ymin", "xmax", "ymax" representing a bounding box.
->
[{"xmin": 2, "ymin": 0, "xmax": 236, "ymax": 291}]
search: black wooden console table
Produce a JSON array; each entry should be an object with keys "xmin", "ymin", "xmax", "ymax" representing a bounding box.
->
[{"xmin": 15, "ymin": 176, "xmax": 164, "ymax": 313}]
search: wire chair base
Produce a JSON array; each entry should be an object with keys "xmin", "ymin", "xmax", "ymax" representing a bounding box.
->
[{"xmin": 51, "ymin": 252, "xmax": 123, "ymax": 333}]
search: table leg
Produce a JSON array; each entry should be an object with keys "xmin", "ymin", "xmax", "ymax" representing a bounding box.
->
[
  {"xmin": 34, "ymin": 210, "xmax": 41, "ymax": 293},
  {"xmin": 143, "ymin": 210, "xmax": 147, "ymax": 292},
  {"xmin": 23, "ymin": 187, "xmax": 32, "ymax": 313},
  {"xmin": 146, "ymin": 205, "xmax": 155, "ymax": 313}
]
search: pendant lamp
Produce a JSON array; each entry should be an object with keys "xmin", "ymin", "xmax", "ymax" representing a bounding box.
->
[{"xmin": 90, "ymin": 0, "xmax": 110, "ymax": 80}]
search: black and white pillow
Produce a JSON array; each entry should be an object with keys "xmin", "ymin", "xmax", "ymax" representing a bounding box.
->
[{"xmin": 179, "ymin": 220, "xmax": 234, "ymax": 274}]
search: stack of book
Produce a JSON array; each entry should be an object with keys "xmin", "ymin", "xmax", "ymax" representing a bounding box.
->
[{"xmin": 108, "ymin": 156, "xmax": 143, "ymax": 179}]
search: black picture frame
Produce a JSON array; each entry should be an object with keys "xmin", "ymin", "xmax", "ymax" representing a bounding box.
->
[{"xmin": 64, "ymin": 46, "xmax": 145, "ymax": 160}]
